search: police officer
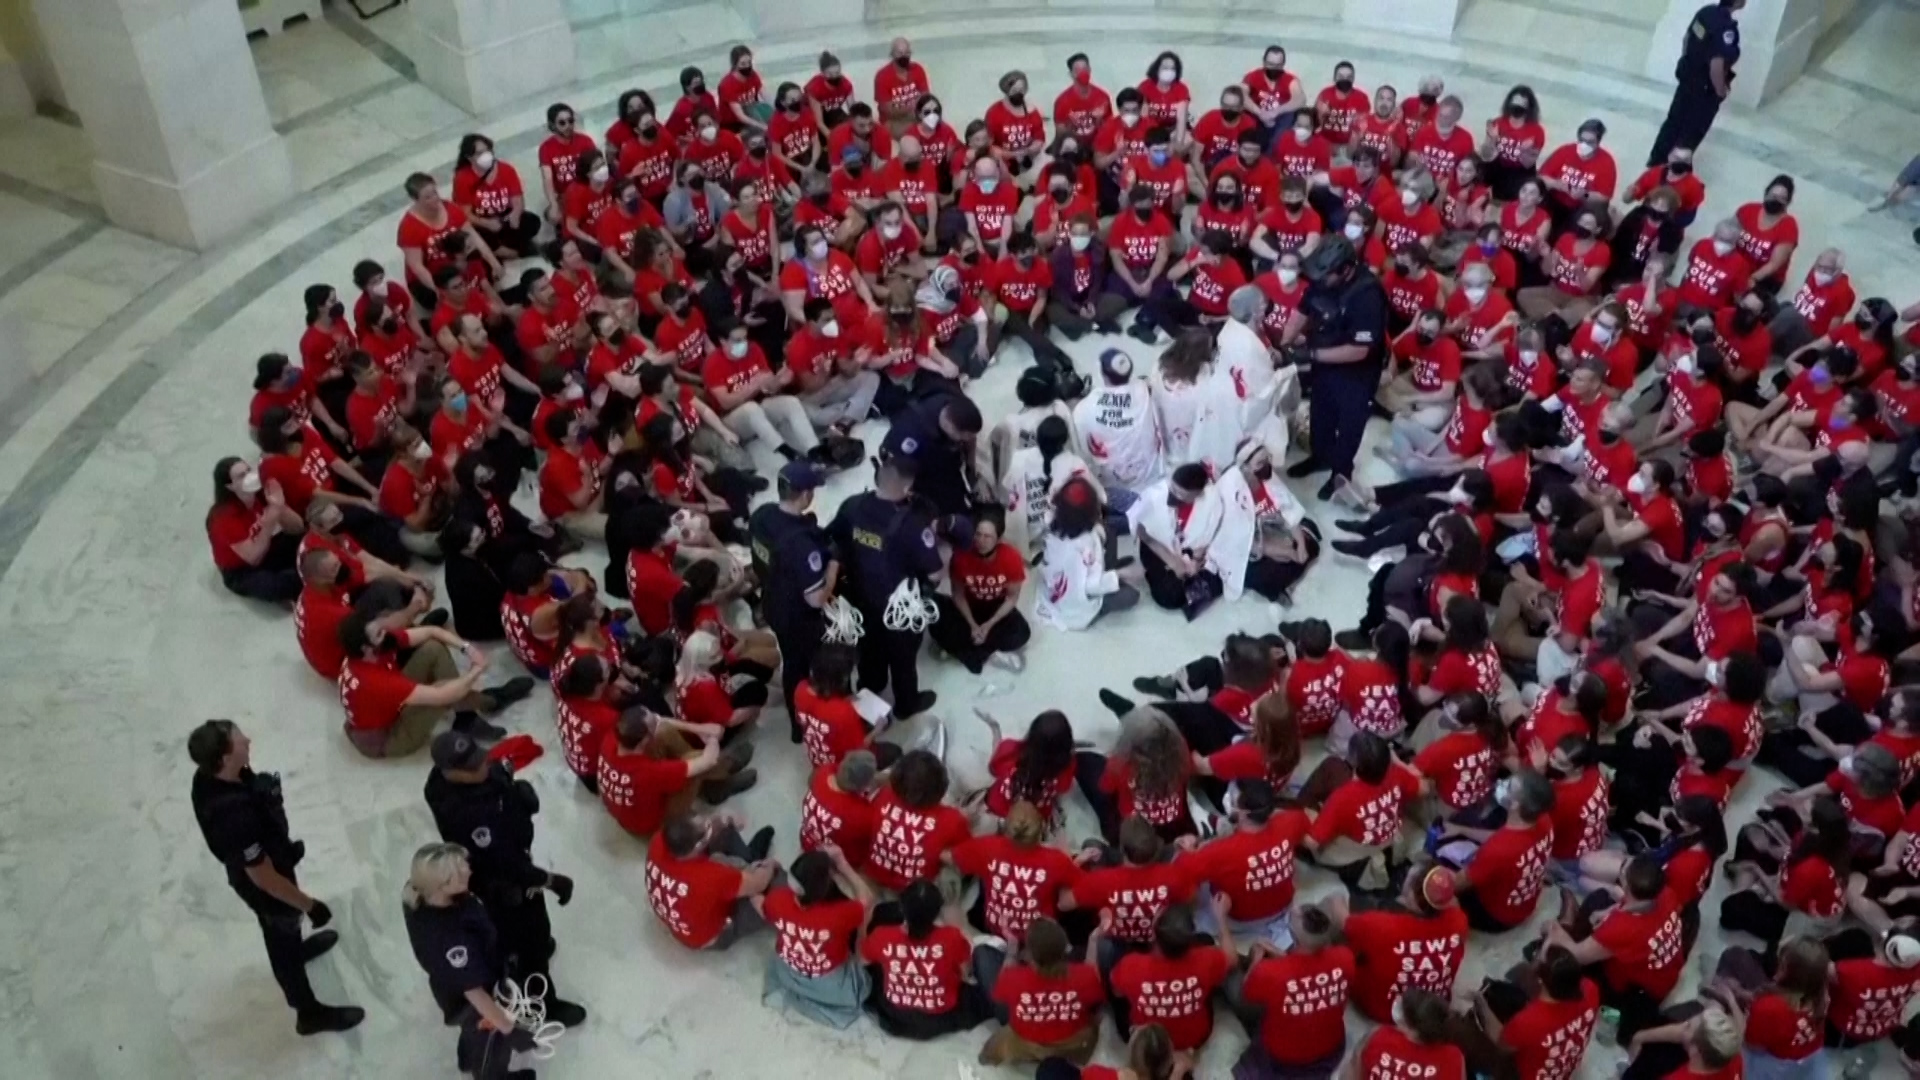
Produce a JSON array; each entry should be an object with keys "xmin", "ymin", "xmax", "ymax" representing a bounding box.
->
[
  {"xmin": 1648, "ymin": 0, "xmax": 1743, "ymax": 165},
  {"xmin": 1281, "ymin": 235, "xmax": 1389, "ymax": 504},
  {"xmin": 877, "ymin": 390, "xmax": 986, "ymax": 523},
  {"xmin": 402, "ymin": 841, "xmax": 536, "ymax": 1080},
  {"xmin": 752, "ymin": 460, "xmax": 837, "ymax": 736},
  {"xmin": 188, "ymin": 720, "xmax": 365, "ymax": 1035},
  {"xmin": 424, "ymin": 731, "xmax": 588, "ymax": 1028},
  {"xmin": 828, "ymin": 453, "xmax": 944, "ymax": 718}
]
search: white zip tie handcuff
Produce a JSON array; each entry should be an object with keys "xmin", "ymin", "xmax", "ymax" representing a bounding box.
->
[
  {"xmin": 883, "ymin": 578, "xmax": 940, "ymax": 633},
  {"xmin": 494, "ymin": 973, "xmax": 565, "ymax": 1060},
  {"xmin": 824, "ymin": 595, "xmax": 865, "ymax": 644}
]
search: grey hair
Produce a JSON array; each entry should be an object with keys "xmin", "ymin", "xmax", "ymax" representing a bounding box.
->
[
  {"xmin": 1227, "ymin": 285, "xmax": 1267, "ymax": 325},
  {"xmin": 403, "ymin": 841, "xmax": 469, "ymax": 909},
  {"xmin": 1459, "ymin": 261, "xmax": 1494, "ymax": 288},
  {"xmin": 1712, "ymin": 217, "xmax": 1743, "ymax": 242}
]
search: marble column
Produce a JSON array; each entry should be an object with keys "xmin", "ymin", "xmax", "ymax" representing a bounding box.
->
[
  {"xmin": 407, "ymin": 0, "xmax": 577, "ymax": 117},
  {"xmin": 1644, "ymin": 0, "xmax": 1851, "ymax": 108},
  {"xmin": 1342, "ymin": 0, "xmax": 1464, "ymax": 37},
  {"xmin": 0, "ymin": 35, "xmax": 31, "ymax": 118},
  {"xmin": 28, "ymin": 0, "xmax": 293, "ymax": 250}
]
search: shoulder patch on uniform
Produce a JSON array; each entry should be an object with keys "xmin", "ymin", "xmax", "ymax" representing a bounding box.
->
[
  {"xmin": 900, "ymin": 437, "xmax": 918, "ymax": 454},
  {"xmin": 1723, "ymin": 29, "xmax": 1736, "ymax": 44},
  {"xmin": 471, "ymin": 826, "xmax": 492, "ymax": 849},
  {"xmin": 922, "ymin": 526, "xmax": 937, "ymax": 548},
  {"xmin": 808, "ymin": 550, "xmax": 823, "ymax": 572},
  {"xmin": 242, "ymin": 843, "xmax": 263, "ymax": 862},
  {"xmin": 1354, "ymin": 330, "xmax": 1375, "ymax": 343},
  {"xmin": 447, "ymin": 946, "xmax": 469, "ymax": 969}
]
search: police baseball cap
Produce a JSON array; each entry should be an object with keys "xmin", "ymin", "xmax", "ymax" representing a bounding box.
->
[
  {"xmin": 1302, "ymin": 234, "xmax": 1358, "ymax": 283},
  {"xmin": 431, "ymin": 731, "xmax": 488, "ymax": 772},
  {"xmin": 779, "ymin": 460, "xmax": 826, "ymax": 492}
]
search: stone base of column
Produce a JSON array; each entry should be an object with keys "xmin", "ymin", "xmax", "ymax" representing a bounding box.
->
[
  {"xmin": 1645, "ymin": 0, "xmax": 1838, "ymax": 108},
  {"xmin": 409, "ymin": 0, "xmax": 577, "ymax": 117},
  {"xmin": 92, "ymin": 130, "xmax": 294, "ymax": 250},
  {"xmin": 735, "ymin": 0, "xmax": 866, "ymax": 36},
  {"xmin": 1342, "ymin": 0, "xmax": 1463, "ymax": 37}
]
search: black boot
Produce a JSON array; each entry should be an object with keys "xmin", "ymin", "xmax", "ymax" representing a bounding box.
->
[
  {"xmin": 295, "ymin": 1004, "xmax": 366, "ymax": 1035},
  {"xmin": 1099, "ymin": 688, "xmax": 1135, "ymax": 717}
]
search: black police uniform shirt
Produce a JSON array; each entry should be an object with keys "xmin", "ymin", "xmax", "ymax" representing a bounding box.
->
[
  {"xmin": 1306, "ymin": 267, "xmax": 1389, "ymax": 369},
  {"xmin": 405, "ymin": 893, "xmax": 501, "ymax": 1021},
  {"xmin": 424, "ymin": 765, "xmax": 546, "ymax": 905},
  {"xmin": 192, "ymin": 769, "xmax": 300, "ymax": 916},
  {"xmin": 828, "ymin": 492, "xmax": 943, "ymax": 607},
  {"xmin": 763, "ymin": 508, "xmax": 832, "ymax": 628},
  {"xmin": 879, "ymin": 394, "xmax": 964, "ymax": 474},
  {"xmin": 747, "ymin": 501, "xmax": 797, "ymax": 582},
  {"xmin": 1678, "ymin": 4, "xmax": 1740, "ymax": 86}
]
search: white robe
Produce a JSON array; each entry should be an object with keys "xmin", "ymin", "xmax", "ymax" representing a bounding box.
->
[
  {"xmin": 1035, "ymin": 528, "xmax": 1122, "ymax": 632},
  {"xmin": 1216, "ymin": 318, "xmax": 1277, "ymax": 434},
  {"xmin": 1187, "ymin": 365, "xmax": 1249, "ymax": 477},
  {"xmin": 1150, "ymin": 371, "xmax": 1205, "ymax": 467},
  {"xmin": 1001, "ymin": 446, "xmax": 1093, "ymax": 559},
  {"xmin": 1073, "ymin": 380, "xmax": 1163, "ymax": 490},
  {"xmin": 1138, "ymin": 477, "xmax": 1248, "ymax": 598},
  {"xmin": 1207, "ymin": 467, "xmax": 1264, "ymax": 600}
]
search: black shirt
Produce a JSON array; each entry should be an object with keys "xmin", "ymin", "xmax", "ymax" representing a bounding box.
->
[
  {"xmin": 757, "ymin": 504, "xmax": 832, "ymax": 628},
  {"xmin": 1676, "ymin": 4, "xmax": 1740, "ymax": 87},
  {"xmin": 1307, "ymin": 268, "xmax": 1389, "ymax": 368},
  {"xmin": 192, "ymin": 769, "xmax": 299, "ymax": 916},
  {"xmin": 424, "ymin": 765, "xmax": 545, "ymax": 907},
  {"xmin": 443, "ymin": 550, "xmax": 506, "ymax": 642},
  {"xmin": 828, "ymin": 491, "xmax": 943, "ymax": 607},
  {"xmin": 404, "ymin": 893, "xmax": 500, "ymax": 1021}
]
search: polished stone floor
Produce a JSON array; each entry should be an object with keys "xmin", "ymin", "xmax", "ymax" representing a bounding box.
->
[{"xmin": 1, "ymin": 2, "xmax": 1919, "ymax": 1078}]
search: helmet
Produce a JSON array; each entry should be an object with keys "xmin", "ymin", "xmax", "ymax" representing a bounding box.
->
[{"xmin": 1302, "ymin": 234, "xmax": 1358, "ymax": 284}]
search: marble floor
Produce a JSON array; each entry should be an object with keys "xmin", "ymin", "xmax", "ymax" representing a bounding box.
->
[{"xmin": 1, "ymin": 2, "xmax": 1920, "ymax": 1079}]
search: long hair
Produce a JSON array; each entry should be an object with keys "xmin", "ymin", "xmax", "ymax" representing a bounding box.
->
[
  {"xmin": 1010, "ymin": 711, "xmax": 1074, "ymax": 806},
  {"xmin": 1115, "ymin": 706, "xmax": 1188, "ymax": 802},
  {"xmin": 1772, "ymin": 938, "xmax": 1831, "ymax": 1019},
  {"xmin": 402, "ymin": 842, "xmax": 468, "ymax": 910},
  {"xmin": 1251, "ymin": 694, "xmax": 1302, "ymax": 779},
  {"xmin": 1157, "ymin": 328, "xmax": 1212, "ymax": 384}
]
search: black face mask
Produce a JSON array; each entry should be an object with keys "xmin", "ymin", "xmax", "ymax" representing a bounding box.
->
[
  {"xmin": 1733, "ymin": 309, "xmax": 1761, "ymax": 332},
  {"xmin": 378, "ymin": 317, "xmax": 398, "ymax": 335},
  {"xmin": 1253, "ymin": 463, "xmax": 1273, "ymax": 482},
  {"xmin": 1763, "ymin": 198, "xmax": 1788, "ymax": 215},
  {"xmin": 1334, "ymin": 78, "xmax": 1354, "ymax": 92},
  {"xmin": 889, "ymin": 309, "xmax": 914, "ymax": 324},
  {"xmin": 1419, "ymin": 92, "xmax": 1438, "ymax": 106},
  {"xmin": 686, "ymin": 175, "xmax": 706, "ymax": 189},
  {"xmin": 1598, "ymin": 428, "xmax": 1623, "ymax": 444},
  {"xmin": 961, "ymin": 251, "xmax": 980, "ymax": 265},
  {"xmin": 1215, "ymin": 191, "xmax": 1240, "ymax": 207},
  {"xmin": 1282, "ymin": 200, "xmax": 1306, "ymax": 213},
  {"xmin": 1416, "ymin": 327, "xmax": 1438, "ymax": 344},
  {"xmin": 1900, "ymin": 366, "xmax": 1919, "ymax": 384},
  {"xmin": 670, "ymin": 302, "xmax": 690, "ymax": 317},
  {"xmin": 844, "ymin": 163, "xmax": 864, "ymax": 176},
  {"xmin": 1646, "ymin": 208, "xmax": 1669, "ymax": 223},
  {"xmin": 894, "ymin": 56, "xmax": 913, "ymax": 68},
  {"xmin": 748, "ymin": 145, "xmax": 767, "ymax": 159},
  {"xmin": 639, "ymin": 120, "xmax": 659, "ymax": 138},
  {"xmin": 1506, "ymin": 103, "xmax": 1527, "ymax": 119},
  {"xmin": 1667, "ymin": 161, "xmax": 1693, "ymax": 176},
  {"xmin": 688, "ymin": 82, "xmax": 705, "ymax": 96},
  {"xmin": 1050, "ymin": 187, "xmax": 1072, "ymax": 204},
  {"xmin": 737, "ymin": 64, "xmax": 753, "ymax": 77},
  {"xmin": 1167, "ymin": 494, "xmax": 1186, "ymax": 508},
  {"xmin": 782, "ymin": 101, "xmax": 801, "ymax": 114},
  {"xmin": 329, "ymin": 301, "xmax": 346, "ymax": 321},
  {"xmin": 1691, "ymin": 325, "xmax": 1717, "ymax": 346},
  {"xmin": 1007, "ymin": 93, "xmax": 1026, "ymax": 108},
  {"xmin": 808, "ymin": 192, "xmax": 831, "ymax": 208},
  {"xmin": 1856, "ymin": 315, "xmax": 1876, "ymax": 331},
  {"xmin": 1574, "ymin": 223, "xmax": 1597, "ymax": 239},
  {"xmin": 1133, "ymin": 206, "xmax": 1154, "ymax": 222},
  {"xmin": 1222, "ymin": 107, "xmax": 1242, "ymax": 122},
  {"xmin": 621, "ymin": 195, "xmax": 641, "ymax": 211},
  {"xmin": 1264, "ymin": 64, "xmax": 1284, "ymax": 77}
]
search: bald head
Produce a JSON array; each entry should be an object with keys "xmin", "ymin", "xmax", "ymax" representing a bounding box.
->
[{"xmin": 1227, "ymin": 284, "xmax": 1266, "ymax": 325}]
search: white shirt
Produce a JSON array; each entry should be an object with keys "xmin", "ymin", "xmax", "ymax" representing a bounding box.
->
[
  {"xmin": 1002, "ymin": 446, "xmax": 1092, "ymax": 558},
  {"xmin": 1035, "ymin": 527, "xmax": 1121, "ymax": 631},
  {"xmin": 1073, "ymin": 380, "xmax": 1162, "ymax": 489}
]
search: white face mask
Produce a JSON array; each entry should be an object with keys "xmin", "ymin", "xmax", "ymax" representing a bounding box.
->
[
  {"xmin": 474, "ymin": 150, "xmax": 495, "ymax": 173},
  {"xmin": 1343, "ymin": 221, "xmax": 1366, "ymax": 241},
  {"xmin": 1519, "ymin": 349, "xmax": 1540, "ymax": 364},
  {"xmin": 1391, "ymin": 996, "xmax": 1408, "ymax": 1028},
  {"xmin": 1713, "ymin": 239, "xmax": 1735, "ymax": 257},
  {"xmin": 239, "ymin": 470, "xmax": 263, "ymax": 495},
  {"xmin": 698, "ymin": 126, "xmax": 718, "ymax": 143},
  {"xmin": 881, "ymin": 223, "xmax": 903, "ymax": 241},
  {"xmin": 1294, "ymin": 128, "xmax": 1312, "ymax": 143},
  {"xmin": 1277, "ymin": 268, "xmax": 1298, "ymax": 286},
  {"xmin": 1494, "ymin": 777, "xmax": 1515, "ymax": 808},
  {"xmin": 1464, "ymin": 286, "xmax": 1487, "ymax": 304},
  {"xmin": 1576, "ymin": 141, "xmax": 1597, "ymax": 159},
  {"xmin": 1627, "ymin": 473, "xmax": 1651, "ymax": 496},
  {"xmin": 1542, "ymin": 395, "xmax": 1565, "ymax": 413},
  {"xmin": 590, "ymin": 164, "xmax": 610, "ymax": 184},
  {"xmin": 410, "ymin": 441, "xmax": 434, "ymax": 461},
  {"xmin": 1814, "ymin": 269, "xmax": 1836, "ymax": 286},
  {"xmin": 820, "ymin": 319, "xmax": 840, "ymax": 339},
  {"xmin": 1444, "ymin": 484, "xmax": 1471, "ymax": 505},
  {"xmin": 1591, "ymin": 323, "xmax": 1615, "ymax": 345},
  {"xmin": 977, "ymin": 177, "xmax": 999, "ymax": 193},
  {"xmin": 1675, "ymin": 354, "xmax": 1697, "ymax": 377},
  {"xmin": 807, "ymin": 239, "xmax": 830, "ymax": 261},
  {"xmin": 921, "ymin": 111, "xmax": 940, "ymax": 130},
  {"xmin": 1157, "ymin": 65, "xmax": 1177, "ymax": 84},
  {"xmin": 727, "ymin": 340, "xmax": 749, "ymax": 359},
  {"xmin": 1069, "ymin": 234, "xmax": 1091, "ymax": 252},
  {"xmin": 1400, "ymin": 189, "xmax": 1419, "ymax": 208}
]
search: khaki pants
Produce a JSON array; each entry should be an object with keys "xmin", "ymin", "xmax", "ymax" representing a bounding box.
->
[
  {"xmin": 345, "ymin": 642, "xmax": 457, "ymax": 758},
  {"xmin": 800, "ymin": 372, "xmax": 880, "ymax": 430},
  {"xmin": 979, "ymin": 1022, "xmax": 1098, "ymax": 1067},
  {"xmin": 722, "ymin": 395, "xmax": 819, "ymax": 452},
  {"xmin": 557, "ymin": 508, "xmax": 607, "ymax": 540}
]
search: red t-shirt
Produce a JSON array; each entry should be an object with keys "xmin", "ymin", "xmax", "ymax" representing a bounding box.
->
[
  {"xmin": 1070, "ymin": 860, "xmax": 1196, "ymax": 944},
  {"xmin": 1345, "ymin": 905, "xmax": 1470, "ymax": 1022},
  {"xmin": 1110, "ymin": 947, "xmax": 1230, "ymax": 1050},
  {"xmin": 206, "ymin": 500, "xmax": 268, "ymax": 573},
  {"xmin": 951, "ymin": 835, "xmax": 1080, "ymax": 942},
  {"xmin": 1052, "ymin": 84, "xmax": 1113, "ymax": 139},
  {"xmin": 338, "ymin": 652, "xmax": 417, "ymax": 732},
  {"xmin": 1242, "ymin": 947, "xmax": 1356, "ymax": 1063},
  {"xmin": 1549, "ymin": 769, "xmax": 1611, "ymax": 861},
  {"xmin": 1359, "ymin": 1024, "xmax": 1466, "ymax": 1080},
  {"xmin": 1536, "ymin": 143, "xmax": 1618, "ymax": 205},
  {"xmin": 1107, "ymin": 208, "xmax": 1173, "ymax": 270},
  {"xmin": 1746, "ymin": 990, "xmax": 1824, "ymax": 1062},
  {"xmin": 1677, "ymin": 238, "xmax": 1754, "ymax": 309},
  {"xmin": 1414, "ymin": 730, "xmax": 1499, "ymax": 811},
  {"xmin": 1780, "ymin": 854, "xmax": 1844, "ymax": 919},
  {"xmin": 865, "ymin": 789, "xmax": 971, "ymax": 890},
  {"xmin": 1593, "ymin": 895, "xmax": 1687, "ymax": 999},
  {"xmin": 1464, "ymin": 818, "xmax": 1556, "ymax": 926},
  {"xmin": 991, "ymin": 255, "xmax": 1053, "ymax": 314},
  {"xmin": 554, "ymin": 689, "xmax": 617, "ymax": 780},
  {"xmin": 1830, "ymin": 958, "xmax": 1920, "ymax": 1041},
  {"xmin": 761, "ymin": 887, "xmax": 863, "ymax": 977},
  {"xmin": 958, "ymin": 180, "xmax": 1022, "ymax": 240},
  {"xmin": 293, "ymin": 584, "xmax": 352, "ymax": 678},
  {"xmin": 951, "ymin": 544, "xmax": 1026, "ymax": 608},
  {"xmin": 793, "ymin": 682, "xmax": 868, "ymax": 769},
  {"xmin": 1548, "ymin": 235, "xmax": 1610, "ymax": 296},
  {"xmin": 1501, "ymin": 979, "xmax": 1601, "ymax": 1080},
  {"xmin": 995, "ymin": 961, "xmax": 1107, "ymax": 1045},
  {"xmin": 626, "ymin": 548, "xmax": 684, "ymax": 637},
  {"xmin": 799, "ymin": 764, "xmax": 877, "ymax": 868},
  {"xmin": 1188, "ymin": 813, "xmax": 1309, "ymax": 921},
  {"xmin": 860, "ymin": 924, "xmax": 972, "ymax": 1013},
  {"xmin": 984, "ymin": 100, "xmax": 1047, "ymax": 155},
  {"xmin": 1311, "ymin": 767, "xmax": 1418, "ymax": 848},
  {"xmin": 1410, "ymin": 123, "xmax": 1476, "ymax": 180},
  {"xmin": 598, "ymin": 734, "xmax": 693, "ymax": 838},
  {"xmin": 645, "ymin": 831, "xmax": 743, "ymax": 948},
  {"xmin": 983, "ymin": 738, "xmax": 1076, "ymax": 820}
]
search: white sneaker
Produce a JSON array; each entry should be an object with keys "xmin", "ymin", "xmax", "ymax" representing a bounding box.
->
[
  {"xmin": 909, "ymin": 716, "xmax": 948, "ymax": 761},
  {"xmin": 988, "ymin": 651, "xmax": 1026, "ymax": 672}
]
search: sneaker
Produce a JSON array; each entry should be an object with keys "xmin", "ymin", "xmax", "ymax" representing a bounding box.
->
[
  {"xmin": 1285, "ymin": 456, "xmax": 1326, "ymax": 479},
  {"xmin": 722, "ymin": 741, "xmax": 756, "ymax": 769},
  {"xmin": 1333, "ymin": 519, "xmax": 1372, "ymax": 536},
  {"xmin": 451, "ymin": 713, "xmax": 509, "ymax": 741},
  {"xmin": 909, "ymin": 716, "xmax": 948, "ymax": 760},
  {"xmin": 1098, "ymin": 688, "xmax": 1135, "ymax": 717},
  {"xmin": 483, "ymin": 677, "xmax": 538, "ymax": 710},
  {"xmin": 1330, "ymin": 538, "xmax": 1369, "ymax": 559},
  {"xmin": 545, "ymin": 997, "xmax": 588, "ymax": 1028},
  {"xmin": 417, "ymin": 608, "xmax": 451, "ymax": 628},
  {"xmin": 299, "ymin": 930, "xmax": 340, "ymax": 964},
  {"xmin": 703, "ymin": 768, "xmax": 759, "ymax": 804},
  {"xmin": 1126, "ymin": 321, "xmax": 1158, "ymax": 344},
  {"xmin": 1334, "ymin": 629, "xmax": 1371, "ymax": 651},
  {"xmin": 1094, "ymin": 318, "xmax": 1121, "ymax": 334},
  {"xmin": 295, "ymin": 1004, "xmax": 366, "ymax": 1036},
  {"xmin": 746, "ymin": 825, "xmax": 775, "ymax": 862},
  {"xmin": 897, "ymin": 690, "xmax": 938, "ymax": 719},
  {"xmin": 577, "ymin": 772, "xmax": 600, "ymax": 796},
  {"xmin": 1131, "ymin": 675, "xmax": 1180, "ymax": 699},
  {"xmin": 1316, "ymin": 477, "xmax": 1339, "ymax": 501},
  {"xmin": 776, "ymin": 445, "xmax": 800, "ymax": 462},
  {"xmin": 988, "ymin": 651, "xmax": 1026, "ymax": 672}
]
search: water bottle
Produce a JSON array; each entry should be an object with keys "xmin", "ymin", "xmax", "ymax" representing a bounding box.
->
[{"xmin": 1594, "ymin": 1006, "xmax": 1621, "ymax": 1047}]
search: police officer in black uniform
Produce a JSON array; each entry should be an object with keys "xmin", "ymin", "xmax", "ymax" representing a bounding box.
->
[
  {"xmin": 752, "ymin": 460, "xmax": 837, "ymax": 736},
  {"xmin": 188, "ymin": 720, "xmax": 365, "ymax": 1035},
  {"xmin": 1648, "ymin": 0, "xmax": 1743, "ymax": 165},
  {"xmin": 1280, "ymin": 235, "xmax": 1390, "ymax": 503},
  {"xmin": 423, "ymin": 731, "xmax": 588, "ymax": 1029},
  {"xmin": 829, "ymin": 453, "xmax": 944, "ymax": 718},
  {"xmin": 402, "ymin": 840, "xmax": 536, "ymax": 1080},
  {"xmin": 877, "ymin": 390, "xmax": 986, "ymax": 523}
]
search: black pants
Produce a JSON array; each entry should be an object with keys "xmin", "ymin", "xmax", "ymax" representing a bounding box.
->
[
  {"xmin": 1140, "ymin": 544, "xmax": 1223, "ymax": 611},
  {"xmin": 856, "ymin": 601, "xmax": 925, "ymax": 708},
  {"xmin": 259, "ymin": 907, "xmax": 322, "ymax": 1012},
  {"xmin": 1343, "ymin": 498, "xmax": 1444, "ymax": 556},
  {"xmin": 222, "ymin": 532, "xmax": 303, "ymax": 603},
  {"xmin": 455, "ymin": 1004, "xmax": 537, "ymax": 1080},
  {"xmin": 490, "ymin": 889, "xmax": 559, "ymax": 997},
  {"xmin": 1000, "ymin": 308, "xmax": 1074, "ymax": 369},
  {"xmin": 1758, "ymin": 702, "xmax": 1873, "ymax": 787},
  {"xmin": 929, "ymin": 593, "xmax": 1031, "ymax": 673},
  {"xmin": 1308, "ymin": 362, "xmax": 1381, "ymax": 482},
  {"xmin": 472, "ymin": 213, "xmax": 544, "ymax": 258},
  {"xmin": 770, "ymin": 610, "xmax": 824, "ymax": 732},
  {"xmin": 1648, "ymin": 82, "xmax": 1724, "ymax": 166}
]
